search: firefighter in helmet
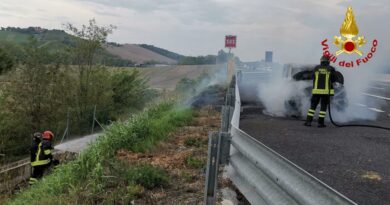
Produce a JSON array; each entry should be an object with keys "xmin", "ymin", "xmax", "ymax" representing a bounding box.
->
[
  {"xmin": 304, "ymin": 55, "xmax": 337, "ymax": 127},
  {"xmin": 29, "ymin": 131, "xmax": 54, "ymax": 185}
]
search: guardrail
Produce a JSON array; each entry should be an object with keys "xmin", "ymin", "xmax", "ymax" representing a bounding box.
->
[{"xmin": 204, "ymin": 75, "xmax": 357, "ymax": 205}]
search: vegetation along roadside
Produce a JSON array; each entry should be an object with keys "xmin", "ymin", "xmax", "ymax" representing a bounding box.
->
[{"xmin": 8, "ymin": 101, "xmax": 194, "ymax": 205}]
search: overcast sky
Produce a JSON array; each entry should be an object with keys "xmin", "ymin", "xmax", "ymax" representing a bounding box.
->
[{"xmin": 0, "ymin": 0, "xmax": 389, "ymax": 67}]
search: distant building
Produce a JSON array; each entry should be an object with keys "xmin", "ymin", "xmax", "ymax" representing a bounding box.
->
[{"xmin": 265, "ymin": 51, "xmax": 273, "ymax": 63}]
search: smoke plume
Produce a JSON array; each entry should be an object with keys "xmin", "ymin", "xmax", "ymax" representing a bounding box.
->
[{"xmin": 248, "ymin": 62, "xmax": 387, "ymax": 123}]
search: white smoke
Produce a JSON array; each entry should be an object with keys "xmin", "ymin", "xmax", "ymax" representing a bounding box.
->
[
  {"xmin": 331, "ymin": 66, "xmax": 385, "ymax": 122},
  {"xmin": 184, "ymin": 63, "xmax": 228, "ymax": 107},
  {"xmin": 250, "ymin": 62, "xmax": 386, "ymax": 123}
]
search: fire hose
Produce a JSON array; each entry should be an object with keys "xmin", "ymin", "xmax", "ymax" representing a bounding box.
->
[{"xmin": 327, "ymin": 76, "xmax": 390, "ymax": 131}]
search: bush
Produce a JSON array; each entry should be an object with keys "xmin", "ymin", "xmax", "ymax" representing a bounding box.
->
[{"xmin": 126, "ymin": 165, "xmax": 169, "ymax": 189}]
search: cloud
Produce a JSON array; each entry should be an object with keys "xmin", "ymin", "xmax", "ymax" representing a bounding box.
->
[{"xmin": 0, "ymin": 0, "xmax": 389, "ymax": 68}]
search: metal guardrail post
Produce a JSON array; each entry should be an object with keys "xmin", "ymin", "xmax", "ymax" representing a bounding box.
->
[
  {"xmin": 228, "ymin": 106, "xmax": 234, "ymax": 129},
  {"xmin": 227, "ymin": 88, "xmax": 235, "ymax": 127},
  {"xmin": 219, "ymin": 132, "xmax": 231, "ymax": 165},
  {"xmin": 230, "ymin": 88, "xmax": 235, "ymax": 106},
  {"xmin": 225, "ymin": 92, "xmax": 232, "ymax": 107},
  {"xmin": 221, "ymin": 106, "xmax": 230, "ymax": 133},
  {"xmin": 204, "ymin": 76, "xmax": 236, "ymax": 203},
  {"xmin": 204, "ymin": 132, "xmax": 221, "ymax": 205}
]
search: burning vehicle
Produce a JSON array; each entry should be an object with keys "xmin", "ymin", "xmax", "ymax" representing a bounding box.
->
[{"xmin": 283, "ymin": 64, "xmax": 348, "ymax": 118}]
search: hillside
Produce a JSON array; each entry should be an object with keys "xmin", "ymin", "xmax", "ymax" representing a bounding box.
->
[
  {"xmin": 105, "ymin": 44, "xmax": 177, "ymax": 64},
  {"xmin": 0, "ymin": 27, "xmax": 180, "ymax": 65},
  {"xmin": 137, "ymin": 65, "xmax": 223, "ymax": 90},
  {"xmin": 138, "ymin": 44, "xmax": 184, "ymax": 61}
]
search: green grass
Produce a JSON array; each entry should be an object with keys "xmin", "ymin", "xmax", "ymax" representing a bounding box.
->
[
  {"xmin": 180, "ymin": 171, "xmax": 196, "ymax": 183},
  {"xmin": 185, "ymin": 156, "xmax": 205, "ymax": 169},
  {"xmin": 184, "ymin": 137, "xmax": 205, "ymax": 148},
  {"xmin": 126, "ymin": 164, "xmax": 170, "ymax": 189},
  {"xmin": 9, "ymin": 101, "xmax": 193, "ymax": 205}
]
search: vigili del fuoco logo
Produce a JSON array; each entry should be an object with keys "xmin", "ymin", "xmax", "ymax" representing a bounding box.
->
[{"xmin": 321, "ymin": 6, "xmax": 378, "ymax": 68}]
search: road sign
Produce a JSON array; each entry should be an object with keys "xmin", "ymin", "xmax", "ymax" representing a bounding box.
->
[{"xmin": 225, "ymin": 35, "xmax": 237, "ymax": 48}]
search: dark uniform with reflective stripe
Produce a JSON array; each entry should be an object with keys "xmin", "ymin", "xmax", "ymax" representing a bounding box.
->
[
  {"xmin": 29, "ymin": 139, "xmax": 52, "ymax": 184},
  {"xmin": 305, "ymin": 62, "xmax": 336, "ymax": 127}
]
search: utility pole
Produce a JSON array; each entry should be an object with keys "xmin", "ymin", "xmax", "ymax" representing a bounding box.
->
[
  {"xmin": 91, "ymin": 105, "xmax": 96, "ymax": 134},
  {"xmin": 60, "ymin": 109, "xmax": 70, "ymax": 144},
  {"xmin": 66, "ymin": 109, "xmax": 70, "ymax": 139}
]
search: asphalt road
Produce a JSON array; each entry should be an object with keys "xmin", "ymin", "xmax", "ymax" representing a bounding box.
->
[{"xmin": 239, "ymin": 81, "xmax": 390, "ymax": 205}]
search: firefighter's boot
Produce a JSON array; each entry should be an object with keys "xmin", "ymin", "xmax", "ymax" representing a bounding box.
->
[
  {"xmin": 304, "ymin": 109, "xmax": 315, "ymax": 126},
  {"xmin": 318, "ymin": 117, "xmax": 326, "ymax": 128},
  {"xmin": 304, "ymin": 116, "xmax": 312, "ymax": 127}
]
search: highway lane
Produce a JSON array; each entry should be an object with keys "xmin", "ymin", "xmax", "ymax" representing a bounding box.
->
[
  {"xmin": 239, "ymin": 105, "xmax": 390, "ymax": 205},
  {"xmin": 237, "ymin": 72, "xmax": 390, "ymax": 205},
  {"xmin": 359, "ymin": 81, "xmax": 390, "ymax": 122}
]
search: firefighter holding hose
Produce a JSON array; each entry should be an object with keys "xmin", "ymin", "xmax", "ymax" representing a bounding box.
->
[
  {"xmin": 29, "ymin": 131, "xmax": 54, "ymax": 185},
  {"xmin": 304, "ymin": 55, "xmax": 337, "ymax": 128}
]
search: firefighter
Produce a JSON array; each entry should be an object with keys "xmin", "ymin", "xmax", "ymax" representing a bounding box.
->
[
  {"xmin": 304, "ymin": 55, "xmax": 337, "ymax": 127},
  {"xmin": 29, "ymin": 130, "xmax": 54, "ymax": 185}
]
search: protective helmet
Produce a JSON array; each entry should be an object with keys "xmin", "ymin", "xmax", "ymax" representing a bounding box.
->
[
  {"xmin": 33, "ymin": 132, "xmax": 42, "ymax": 142},
  {"xmin": 320, "ymin": 55, "xmax": 330, "ymax": 64},
  {"xmin": 42, "ymin": 131, "xmax": 54, "ymax": 140},
  {"xmin": 33, "ymin": 132, "xmax": 42, "ymax": 139}
]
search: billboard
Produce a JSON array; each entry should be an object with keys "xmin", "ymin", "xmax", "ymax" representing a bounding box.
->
[{"xmin": 225, "ymin": 35, "xmax": 237, "ymax": 48}]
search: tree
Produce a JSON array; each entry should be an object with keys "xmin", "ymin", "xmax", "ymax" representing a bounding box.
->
[
  {"xmin": 65, "ymin": 19, "xmax": 116, "ymax": 127},
  {"xmin": 111, "ymin": 70, "xmax": 151, "ymax": 114},
  {"xmin": 178, "ymin": 55, "xmax": 217, "ymax": 65},
  {"xmin": 0, "ymin": 38, "xmax": 74, "ymax": 159},
  {"xmin": 1, "ymin": 20, "xmax": 154, "ymax": 162}
]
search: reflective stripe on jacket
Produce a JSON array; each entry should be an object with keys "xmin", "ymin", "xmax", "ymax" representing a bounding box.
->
[
  {"xmin": 312, "ymin": 66, "xmax": 335, "ymax": 95},
  {"xmin": 31, "ymin": 142, "xmax": 52, "ymax": 167}
]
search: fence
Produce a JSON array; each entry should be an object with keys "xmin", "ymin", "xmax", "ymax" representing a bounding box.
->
[
  {"xmin": 204, "ymin": 74, "xmax": 357, "ymax": 205},
  {"xmin": 0, "ymin": 158, "xmax": 30, "ymax": 192},
  {"xmin": 0, "ymin": 105, "xmax": 106, "ymax": 192}
]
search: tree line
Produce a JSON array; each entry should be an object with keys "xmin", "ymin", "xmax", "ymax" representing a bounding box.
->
[
  {"xmin": 177, "ymin": 49, "xmax": 238, "ymax": 65},
  {"xmin": 0, "ymin": 20, "xmax": 156, "ymax": 164}
]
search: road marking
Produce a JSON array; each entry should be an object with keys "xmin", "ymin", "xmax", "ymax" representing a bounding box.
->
[
  {"xmin": 355, "ymin": 103, "xmax": 367, "ymax": 107},
  {"xmin": 368, "ymin": 108, "xmax": 385, "ymax": 113},
  {"xmin": 368, "ymin": 86, "xmax": 385, "ymax": 90},
  {"xmin": 362, "ymin": 93, "xmax": 390, "ymax": 101},
  {"xmin": 374, "ymin": 82, "xmax": 390, "ymax": 87}
]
